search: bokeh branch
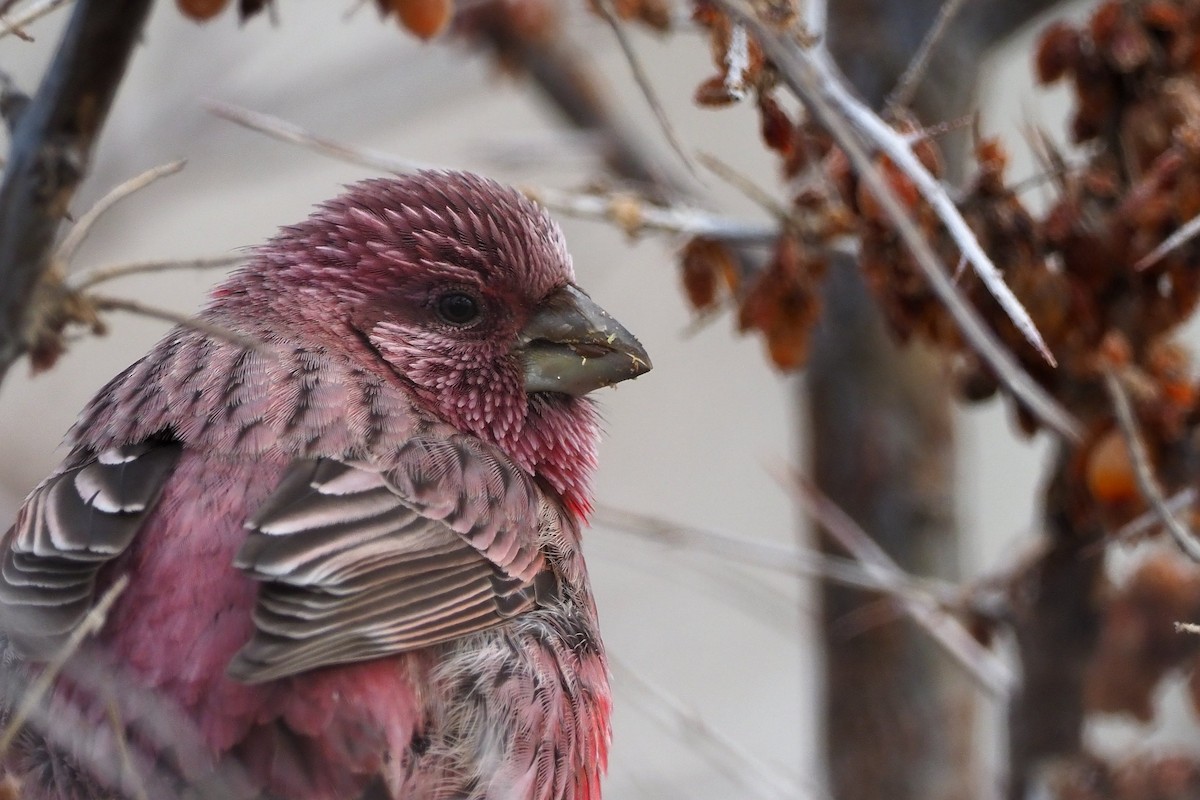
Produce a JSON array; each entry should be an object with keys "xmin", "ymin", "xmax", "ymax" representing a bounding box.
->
[{"xmin": 0, "ymin": 0, "xmax": 154, "ymax": 386}]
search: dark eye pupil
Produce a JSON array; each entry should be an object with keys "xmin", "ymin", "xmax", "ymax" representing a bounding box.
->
[{"xmin": 437, "ymin": 293, "xmax": 478, "ymax": 325}]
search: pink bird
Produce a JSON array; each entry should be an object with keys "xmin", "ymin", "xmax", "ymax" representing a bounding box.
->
[{"xmin": 0, "ymin": 171, "xmax": 650, "ymax": 800}]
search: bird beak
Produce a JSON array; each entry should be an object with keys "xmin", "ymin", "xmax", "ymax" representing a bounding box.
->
[{"xmin": 519, "ymin": 285, "xmax": 651, "ymax": 396}]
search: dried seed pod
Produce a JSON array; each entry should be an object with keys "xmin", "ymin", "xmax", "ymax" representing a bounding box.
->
[
  {"xmin": 388, "ymin": 0, "xmax": 454, "ymax": 39},
  {"xmin": 177, "ymin": 0, "xmax": 229, "ymax": 20},
  {"xmin": 1085, "ymin": 429, "xmax": 1138, "ymax": 505}
]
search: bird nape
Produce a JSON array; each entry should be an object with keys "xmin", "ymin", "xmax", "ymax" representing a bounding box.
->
[{"xmin": 0, "ymin": 170, "xmax": 650, "ymax": 800}]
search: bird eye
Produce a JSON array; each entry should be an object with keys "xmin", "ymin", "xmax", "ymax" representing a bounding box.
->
[{"xmin": 436, "ymin": 292, "xmax": 480, "ymax": 326}]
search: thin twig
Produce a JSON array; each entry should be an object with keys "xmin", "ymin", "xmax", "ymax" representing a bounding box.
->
[
  {"xmin": 725, "ymin": 22, "xmax": 751, "ymax": 98},
  {"xmin": 609, "ymin": 657, "xmax": 806, "ymax": 800},
  {"xmin": 0, "ymin": 648, "xmax": 257, "ymax": 798},
  {"xmin": 72, "ymin": 254, "xmax": 245, "ymax": 290},
  {"xmin": 781, "ymin": 468, "xmax": 1015, "ymax": 695},
  {"xmin": 593, "ymin": 0, "xmax": 699, "ymax": 178},
  {"xmin": 884, "ymin": 0, "xmax": 971, "ymax": 114},
  {"xmin": 1103, "ymin": 369, "xmax": 1200, "ymax": 561},
  {"xmin": 695, "ymin": 151, "xmax": 791, "ymax": 222},
  {"xmin": 0, "ymin": 0, "xmax": 73, "ymax": 40},
  {"xmin": 524, "ymin": 185, "xmax": 778, "ymax": 243},
  {"xmin": 1175, "ymin": 622, "xmax": 1200, "ymax": 635},
  {"xmin": 1135, "ymin": 210, "xmax": 1200, "ymax": 271},
  {"xmin": 1109, "ymin": 487, "xmax": 1197, "ymax": 546},
  {"xmin": 0, "ymin": 575, "xmax": 128, "ymax": 756},
  {"xmin": 595, "ymin": 504, "xmax": 962, "ymax": 607},
  {"xmin": 55, "ymin": 160, "xmax": 186, "ymax": 265},
  {"xmin": 716, "ymin": 0, "xmax": 1081, "ymax": 441},
  {"xmin": 104, "ymin": 698, "xmax": 152, "ymax": 800},
  {"xmin": 0, "ymin": 9, "xmax": 32, "ymax": 39},
  {"xmin": 206, "ymin": 100, "xmax": 433, "ymax": 175},
  {"xmin": 89, "ymin": 294, "xmax": 269, "ymax": 353},
  {"xmin": 208, "ymin": 103, "xmax": 777, "ymax": 247}
]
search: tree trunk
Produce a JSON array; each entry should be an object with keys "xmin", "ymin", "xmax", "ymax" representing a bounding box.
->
[{"xmin": 812, "ymin": 3, "xmax": 1064, "ymax": 798}]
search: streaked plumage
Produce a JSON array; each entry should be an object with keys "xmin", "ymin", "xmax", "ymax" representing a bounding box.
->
[{"xmin": 0, "ymin": 171, "xmax": 649, "ymax": 800}]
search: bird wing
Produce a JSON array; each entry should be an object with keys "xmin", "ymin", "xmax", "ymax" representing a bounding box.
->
[
  {"xmin": 228, "ymin": 434, "xmax": 559, "ymax": 683},
  {"xmin": 0, "ymin": 430, "xmax": 558, "ymax": 684},
  {"xmin": 0, "ymin": 440, "xmax": 183, "ymax": 656}
]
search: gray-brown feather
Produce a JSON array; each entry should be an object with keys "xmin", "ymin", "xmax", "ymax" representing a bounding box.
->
[
  {"xmin": 229, "ymin": 451, "xmax": 556, "ymax": 684},
  {"xmin": 0, "ymin": 442, "xmax": 181, "ymax": 654}
]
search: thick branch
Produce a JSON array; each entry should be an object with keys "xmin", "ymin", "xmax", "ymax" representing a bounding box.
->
[{"xmin": 0, "ymin": 0, "xmax": 154, "ymax": 386}]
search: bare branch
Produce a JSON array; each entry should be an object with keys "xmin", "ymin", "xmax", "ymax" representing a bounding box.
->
[
  {"xmin": 716, "ymin": 0, "xmax": 1082, "ymax": 441},
  {"xmin": 1135, "ymin": 210, "xmax": 1200, "ymax": 271},
  {"xmin": 206, "ymin": 101, "xmax": 433, "ymax": 175},
  {"xmin": 595, "ymin": 504, "xmax": 962, "ymax": 606},
  {"xmin": 89, "ymin": 295, "xmax": 269, "ymax": 354},
  {"xmin": 830, "ymin": 64, "xmax": 1056, "ymax": 366},
  {"xmin": 1103, "ymin": 369, "xmax": 1200, "ymax": 561},
  {"xmin": 0, "ymin": 575, "xmax": 128, "ymax": 756},
  {"xmin": 695, "ymin": 151, "xmax": 791, "ymax": 222},
  {"xmin": 525, "ymin": 185, "xmax": 777, "ymax": 243},
  {"xmin": 55, "ymin": 160, "xmax": 186, "ymax": 266},
  {"xmin": 0, "ymin": 0, "xmax": 73, "ymax": 41},
  {"xmin": 0, "ymin": 646, "xmax": 260, "ymax": 799},
  {"xmin": 592, "ymin": 0, "xmax": 699, "ymax": 178},
  {"xmin": 208, "ymin": 103, "xmax": 776, "ymax": 248},
  {"xmin": 103, "ymin": 699, "xmax": 152, "ymax": 800},
  {"xmin": 0, "ymin": 0, "xmax": 155, "ymax": 386},
  {"xmin": 609, "ymin": 657, "xmax": 807, "ymax": 800},
  {"xmin": 781, "ymin": 469, "xmax": 1015, "ymax": 695},
  {"xmin": 1108, "ymin": 488, "xmax": 1197, "ymax": 546},
  {"xmin": 884, "ymin": 0, "xmax": 971, "ymax": 115},
  {"xmin": 71, "ymin": 254, "xmax": 246, "ymax": 290}
]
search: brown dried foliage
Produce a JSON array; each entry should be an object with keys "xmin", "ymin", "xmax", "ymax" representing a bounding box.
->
[
  {"xmin": 588, "ymin": 0, "xmax": 672, "ymax": 31},
  {"xmin": 685, "ymin": 1, "xmax": 1200, "ymax": 470},
  {"xmin": 1050, "ymin": 754, "xmax": 1200, "ymax": 800},
  {"xmin": 679, "ymin": 3, "xmax": 1200, "ymax": 772},
  {"xmin": 736, "ymin": 233, "xmax": 825, "ymax": 369},
  {"xmin": 691, "ymin": 1, "xmax": 771, "ymax": 106},
  {"xmin": 1086, "ymin": 552, "xmax": 1200, "ymax": 719},
  {"xmin": 177, "ymin": 0, "xmax": 459, "ymax": 39}
]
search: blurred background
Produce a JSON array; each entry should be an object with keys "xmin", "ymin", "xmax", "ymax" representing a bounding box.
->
[{"xmin": 2, "ymin": 1, "xmax": 1183, "ymax": 798}]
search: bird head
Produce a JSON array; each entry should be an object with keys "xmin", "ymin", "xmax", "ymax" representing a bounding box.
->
[{"xmin": 219, "ymin": 171, "xmax": 650, "ymax": 516}]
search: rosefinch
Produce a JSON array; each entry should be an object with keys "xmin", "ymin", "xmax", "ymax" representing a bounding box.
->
[{"xmin": 0, "ymin": 171, "xmax": 650, "ymax": 800}]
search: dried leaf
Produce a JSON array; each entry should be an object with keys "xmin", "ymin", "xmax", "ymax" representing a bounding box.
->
[
  {"xmin": 694, "ymin": 74, "xmax": 740, "ymax": 107},
  {"xmin": 737, "ymin": 235, "xmax": 823, "ymax": 370},
  {"xmin": 680, "ymin": 237, "xmax": 739, "ymax": 311},
  {"xmin": 757, "ymin": 92, "xmax": 793, "ymax": 158},
  {"xmin": 1036, "ymin": 21, "xmax": 1083, "ymax": 84}
]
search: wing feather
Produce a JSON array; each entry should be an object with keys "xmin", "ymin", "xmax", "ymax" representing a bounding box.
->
[
  {"xmin": 229, "ymin": 438, "xmax": 558, "ymax": 684},
  {"xmin": 0, "ymin": 441, "xmax": 182, "ymax": 651},
  {"xmin": 0, "ymin": 430, "xmax": 560, "ymax": 683}
]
